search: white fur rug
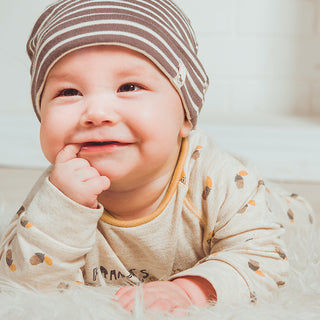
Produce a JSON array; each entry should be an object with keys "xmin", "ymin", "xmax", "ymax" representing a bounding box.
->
[{"xmin": 0, "ymin": 201, "xmax": 319, "ymax": 320}]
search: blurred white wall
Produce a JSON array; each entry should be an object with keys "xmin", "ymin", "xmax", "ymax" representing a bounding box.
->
[
  {"xmin": 0, "ymin": 0, "xmax": 320, "ymax": 181},
  {"xmin": 175, "ymin": 0, "xmax": 320, "ymax": 120},
  {"xmin": 0, "ymin": 0, "xmax": 52, "ymax": 116}
]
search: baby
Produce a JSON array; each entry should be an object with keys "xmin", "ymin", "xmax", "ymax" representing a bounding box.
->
[{"xmin": 0, "ymin": 0, "xmax": 314, "ymax": 314}]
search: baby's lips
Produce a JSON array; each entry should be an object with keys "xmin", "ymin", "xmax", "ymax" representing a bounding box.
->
[{"xmin": 79, "ymin": 140, "xmax": 133, "ymax": 152}]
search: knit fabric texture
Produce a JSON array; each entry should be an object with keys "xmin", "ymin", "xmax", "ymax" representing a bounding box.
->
[{"xmin": 26, "ymin": 0, "xmax": 209, "ymax": 127}]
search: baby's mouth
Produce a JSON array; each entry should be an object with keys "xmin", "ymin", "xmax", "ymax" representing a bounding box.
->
[
  {"xmin": 82, "ymin": 141, "xmax": 119, "ymax": 147},
  {"xmin": 80, "ymin": 141, "xmax": 130, "ymax": 152}
]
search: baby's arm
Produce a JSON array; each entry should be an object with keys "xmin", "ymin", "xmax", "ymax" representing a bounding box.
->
[
  {"xmin": 169, "ymin": 175, "xmax": 289, "ymax": 306},
  {"xmin": 0, "ymin": 145, "xmax": 109, "ymax": 289}
]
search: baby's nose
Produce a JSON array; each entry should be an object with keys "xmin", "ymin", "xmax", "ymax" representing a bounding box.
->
[{"xmin": 80, "ymin": 98, "xmax": 120, "ymax": 126}]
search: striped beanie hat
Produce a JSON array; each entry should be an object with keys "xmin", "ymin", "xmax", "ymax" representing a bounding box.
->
[{"xmin": 27, "ymin": 0, "xmax": 209, "ymax": 127}]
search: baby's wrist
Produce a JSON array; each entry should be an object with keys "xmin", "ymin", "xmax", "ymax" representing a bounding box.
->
[{"xmin": 172, "ymin": 276, "xmax": 217, "ymax": 307}]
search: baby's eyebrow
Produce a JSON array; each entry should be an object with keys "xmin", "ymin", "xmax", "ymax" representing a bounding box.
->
[
  {"xmin": 114, "ymin": 65, "xmax": 151, "ymax": 78},
  {"xmin": 48, "ymin": 66, "xmax": 146, "ymax": 80},
  {"xmin": 46, "ymin": 72, "xmax": 72, "ymax": 82},
  {"xmin": 115, "ymin": 67, "xmax": 164, "ymax": 84}
]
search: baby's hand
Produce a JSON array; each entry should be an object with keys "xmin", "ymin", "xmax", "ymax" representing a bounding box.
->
[
  {"xmin": 115, "ymin": 280, "xmax": 192, "ymax": 315},
  {"xmin": 49, "ymin": 144, "xmax": 110, "ymax": 208},
  {"xmin": 115, "ymin": 277, "xmax": 216, "ymax": 315}
]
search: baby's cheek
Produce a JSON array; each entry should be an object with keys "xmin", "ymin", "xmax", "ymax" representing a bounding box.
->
[
  {"xmin": 40, "ymin": 143, "xmax": 58, "ymax": 164},
  {"xmin": 40, "ymin": 128, "xmax": 60, "ymax": 164}
]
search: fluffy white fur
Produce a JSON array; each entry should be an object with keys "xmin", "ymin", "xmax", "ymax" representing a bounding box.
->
[{"xmin": 0, "ymin": 201, "xmax": 319, "ymax": 320}]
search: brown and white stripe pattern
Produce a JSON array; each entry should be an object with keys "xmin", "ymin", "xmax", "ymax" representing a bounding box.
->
[{"xmin": 27, "ymin": 0, "xmax": 209, "ymax": 127}]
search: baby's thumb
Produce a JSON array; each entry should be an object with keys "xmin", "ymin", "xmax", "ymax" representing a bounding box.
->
[{"xmin": 55, "ymin": 144, "xmax": 81, "ymax": 163}]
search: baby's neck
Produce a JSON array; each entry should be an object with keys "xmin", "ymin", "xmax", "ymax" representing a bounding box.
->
[{"xmin": 98, "ymin": 173, "xmax": 172, "ymax": 221}]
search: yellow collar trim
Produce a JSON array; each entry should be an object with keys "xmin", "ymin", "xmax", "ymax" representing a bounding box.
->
[{"xmin": 100, "ymin": 137, "xmax": 189, "ymax": 228}]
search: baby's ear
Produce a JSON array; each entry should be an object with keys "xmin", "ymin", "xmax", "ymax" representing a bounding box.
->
[{"xmin": 179, "ymin": 119, "xmax": 192, "ymax": 138}]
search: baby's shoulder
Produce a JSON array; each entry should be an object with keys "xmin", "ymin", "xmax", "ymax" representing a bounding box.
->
[
  {"xmin": 22, "ymin": 166, "xmax": 53, "ymax": 207},
  {"xmin": 187, "ymin": 130, "xmax": 260, "ymax": 181}
]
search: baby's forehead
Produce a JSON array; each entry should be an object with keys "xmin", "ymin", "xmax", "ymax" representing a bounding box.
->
[
  {"xmin": 44, "ymin": 45, "xmax": 172, "ymax": 92},
  {"xmin": 47, "ymin": 45, "xmax": 163, "ymax": 78}
]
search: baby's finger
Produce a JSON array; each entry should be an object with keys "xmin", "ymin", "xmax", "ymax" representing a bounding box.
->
[
  {"xmin": 75, "ymin": 166, "xmax": 101, "ymax": 182},
  {"xmin": 68, "ymin": 158, "xmax": 91, "ymax": 171},
  {"xmin": 55, "ymin": 144, "xmax": 82, "ymax": 164},
  {"xmin": 115, "ymin": 287, "xmax": 137, "ymax": 311},
  {"xmin": 85, "ymin": 175, "xmax": 111, "ymax": 194},
  {"xmin": 148, "ymin": 298, "xmax": 173, "ymax": 312},
  {"xmin": 98, "ymin": 176, "xmax": 111, "ymax": 192},
  {"xmin": 115, "ymin": 286, "xmax": 134, "ymax": 299}
]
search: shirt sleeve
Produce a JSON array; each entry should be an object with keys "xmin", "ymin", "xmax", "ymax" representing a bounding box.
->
[
  {"xmin": 170, "ymin": 145, "xmax": 289, "ymax": 306},
  {"xmin": 0, "ymin": 169, "xmax": 103, "ymax": 290}
]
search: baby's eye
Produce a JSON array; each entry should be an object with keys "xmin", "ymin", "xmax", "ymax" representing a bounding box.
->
[
  {"xmin": 58, "ymin": 88, "xmax": 82, "ymax": 97},
  {"xmin": 118, "ymin": 83, "xmax": 142, "ymax": 93}
]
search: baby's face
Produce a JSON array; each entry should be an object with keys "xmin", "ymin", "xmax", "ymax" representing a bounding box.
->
[{"xmin": 40, "ymin": 45, "xmax": 191, "ymax": 188}]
